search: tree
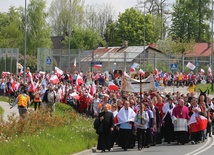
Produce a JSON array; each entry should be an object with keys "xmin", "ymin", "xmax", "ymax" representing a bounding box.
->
[
  {"xmin": 107, "ymin": 8, "xmax": 156, "ymax": 46},
  {"xmin": 84, "ymin": 3, "xmax": 115, "ymax": 39},
  {"xmin": 170, "ymin": 0, "xmax": 211, "ymax": 42},
  {"xmin": 48, "ymin": 0, "xmax": 85, "ymax": 36},
  {"xmin": 135, "ymin": 0, "xmax": 172, "ymax": 40},
  {"xmin": 0, "ymin": 7, "xmax": 23, "ymax": 49},
  {"xmin": 26, "ymin": 0, "xmax": 52, "ymax": 56},
  {"xmin": 64, "ymin": 26, "xmax": 105, "ymax": 50}
]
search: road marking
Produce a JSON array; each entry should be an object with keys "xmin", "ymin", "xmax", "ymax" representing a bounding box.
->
[
  {"xmin": 185, "ymin": 137, "xmax": 211, "ymax": 155},
  {"xmin": 194, "ymin": 136, "xmax": 214, "ymax": 155}
]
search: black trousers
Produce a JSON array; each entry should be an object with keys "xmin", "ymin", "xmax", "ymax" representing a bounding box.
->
[
  {"xmin": 175, "ymin": 131, "xmax": 188, "ymax": 144},
  {"xmin": 97, "ymin": 131, "xmax": 112, "ymax": 151},
  {"xmin": 137, "ymin": 128, "xmax": 147, "ymax": 148},
  {"xmin": 118, "ymin": 129, "xmax": 132, "ymax": 149},
  {"xmin": 191, "ymin": 131, "xmax": 202, "ymax": 142}
]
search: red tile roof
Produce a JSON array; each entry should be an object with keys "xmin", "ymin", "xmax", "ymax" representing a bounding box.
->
[{"xmin": 185, "ymin": 43, "xmax": 213, "ymax": 57}]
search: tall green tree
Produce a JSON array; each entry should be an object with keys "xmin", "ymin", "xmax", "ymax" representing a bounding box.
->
[
  {"xmin": 65, "ymin": 26, "xmax": 105, "ymax": 50},
  {"xmin": 170, "ymin": 0, "xmax": 211, "ymax": 42},
  {"xmin": 0, "ymin": 7, "xmax": 23, "ymax": 49},
  {"xmin": 106, "ymin": 8, "xmax": 156, "ymax": 46},
  {"xmin": 27, "ymin": 0, "xmax": 51, "ymax": 56}
]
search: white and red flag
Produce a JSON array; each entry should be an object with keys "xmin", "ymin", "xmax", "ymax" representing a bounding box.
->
[
  {"xmin": 139, "ymin": 69, "xmax": 145, "ymax": 76},
  {"xmin": 20, "ymin": 68, "xmax": 24, "ymax": 75},
  {"xmin": 9, "ymin": 78, "xmax": 16, "ymax": 92},
  {"xmin": 76, "ymin": 74, "xmax": 84, "ymax": 86},
  {"xmin": 74, "ymin": 57, "xmax": 76, "ymax": 69},
  {"xmin": 188, "ymin": 113, "xmax": 208, "ymax": 133},
  {"xmin": 50, "ymin": 75, "xmax": 60, "ymax": 84},
  {"xmin": 130, "ymin": 63, "xmax": 140, "ymax": 72},
  {"xmin": 70, "ymin": 92, "xmax": 80, "ymax": 100},
  {"xmin": 207, "ymin": 67, "xmax": 212, "ymax": 75},
  {"xmin": 186, "ymin": 62, "xmax": 196, "ymax": 70},
  {"xmin": 200, "ymin": 68, "xmax": 205, "ymax": 74},
  {"xmin": 2, "ymin": 72, "xmax": 10, "ymax": 77},
  {"xmin": 55, "ymin": 67, "xmax": 63, "ymax": 75},
  {"xmin": 90, "ymin": 81, "xmax": 96, "ymax": 96},
  {"xmin": 94, "ymin": 63, "xmax": 102, "ymax": 69},
  {"xmin": 154, "ymin": 68, "xmax": 158, "ymax": 75},
  {"xmin": 108, "ymin": 82, "xmax": 119, "ymax": 91}
]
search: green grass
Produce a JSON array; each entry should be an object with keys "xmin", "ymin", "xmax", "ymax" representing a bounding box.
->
[
  {"xmin": 0, "ymin": 116, "xmax": 97, "ymax": 155},
  {"xmin": 0, "ymin": 101, "xmax": 97, "ymax": 155},
  {"xmin": 0, "ymin": 106, "xmax": 3, "ymax": 115},
  {"xmin": 196, "ymin": 83, "xmax": 214, "ymax": 94},
  {"xmin": 0, "ymin": 96, "xmax": 9, "ymax": 102}
]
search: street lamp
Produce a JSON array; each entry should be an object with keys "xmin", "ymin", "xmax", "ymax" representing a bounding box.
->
[{"xmin": 24, "ymin": 0, "xmax": 27, "ymax": 83}]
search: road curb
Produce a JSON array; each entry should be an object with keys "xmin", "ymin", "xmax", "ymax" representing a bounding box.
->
[{"xmin": 72, "ymin": 147, "xmax": 96, "ymax": 155}]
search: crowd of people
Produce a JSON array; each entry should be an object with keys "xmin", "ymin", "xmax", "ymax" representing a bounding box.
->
[{"xmin": 0, "ymin": 67, "xmax": 214, "ymax": 152}]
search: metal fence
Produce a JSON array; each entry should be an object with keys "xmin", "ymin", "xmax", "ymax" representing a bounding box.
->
[
  {"xmin": 0, "ymin": 48, "xmax": 19, "ymax": 74},
  {"xmin": 37, "ymin": 48, "xmax": 211, "ymax": 73}
]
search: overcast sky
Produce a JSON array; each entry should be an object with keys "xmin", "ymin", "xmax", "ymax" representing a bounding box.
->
[{"xmin": 0, "ymin": 0, "xmax": 175, "ymax": 18}]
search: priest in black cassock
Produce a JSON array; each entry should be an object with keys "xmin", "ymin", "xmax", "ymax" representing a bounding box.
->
[{"xmin": 97, "ymin": 104, "xmax": 114, "ymax": 152}]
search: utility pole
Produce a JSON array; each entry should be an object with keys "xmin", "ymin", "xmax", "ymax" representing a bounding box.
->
[
  {"xmin": 24, "ymin": 0, "xmax": 27, "ymax": 83},
  {"xmin": 68, "ymin": 0, "xmax": 71, "ymax": 71}
]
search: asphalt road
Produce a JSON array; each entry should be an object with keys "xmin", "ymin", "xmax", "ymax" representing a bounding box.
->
[
  {"xmin": 91, "ymin": 137, "xmax": 214, "ymax": 155},
  {"xmin": 0, "ymin": 101, "xmax": 18, "ymax": 121}
]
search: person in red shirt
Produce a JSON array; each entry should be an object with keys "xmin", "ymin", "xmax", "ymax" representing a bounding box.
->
[{"xmin": 78, "ymin": 92, "xmax": 90, "ymax": 113}]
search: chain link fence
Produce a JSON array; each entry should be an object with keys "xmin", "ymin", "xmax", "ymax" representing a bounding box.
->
[
  {"xmin": 0, "ymin": 48, "xmax": 19, "ymax": 74},
  {"xmin": 37, "ymin": 47, "xmax": 211, "ymax": 73}
]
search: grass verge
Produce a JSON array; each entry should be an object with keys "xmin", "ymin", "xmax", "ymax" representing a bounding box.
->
[
  {"xmin": 0, "ymin": 106, "xmax": 3, "ymax": 115},
  {"xmin": 0, "ymin": 102, "xmax": 97, "ymax": 155},
  {"xmin": 196, "ymin": 83, "xmax": 214, "ymax": 94}
]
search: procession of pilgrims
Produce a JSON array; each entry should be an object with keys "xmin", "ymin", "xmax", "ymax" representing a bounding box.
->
[
  {"xmin": 1, "ymin": 67, "xmax": 214, "ymax": 152},
  {"xmin": 93, "ymin": 73, "xmax": 214, "ymax": 152}
]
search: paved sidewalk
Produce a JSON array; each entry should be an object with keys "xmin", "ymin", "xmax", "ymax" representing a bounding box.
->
[
  {"xmin": 0, "ymin": 101, "xmax": 18, "ymax": 121},
  {"xmin": 163, "ymin": 86, "xmax": 214, "ymax": 98}
]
